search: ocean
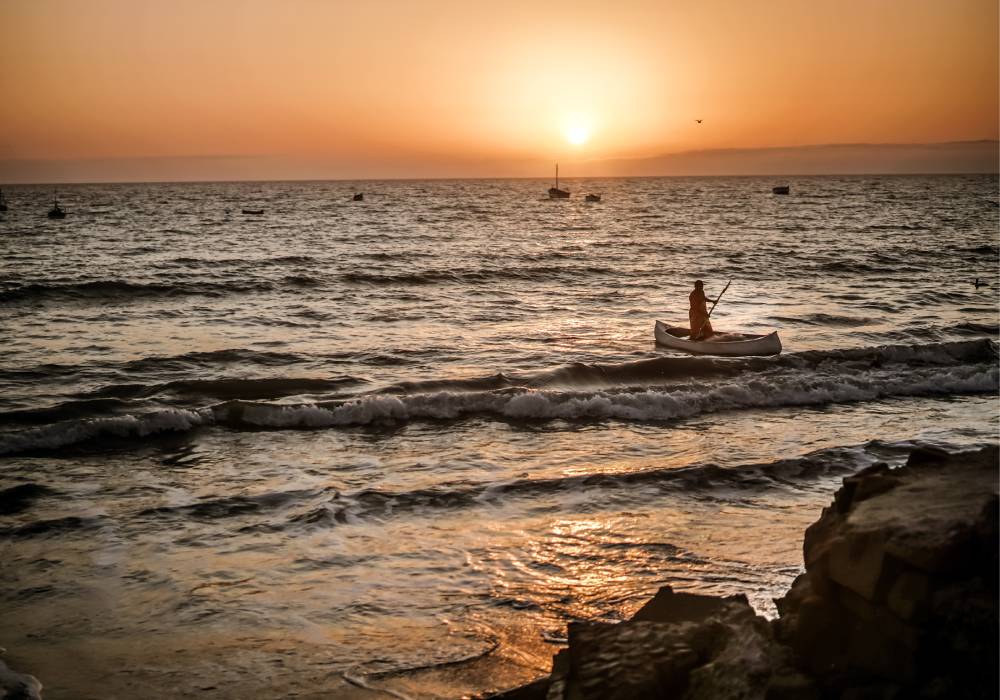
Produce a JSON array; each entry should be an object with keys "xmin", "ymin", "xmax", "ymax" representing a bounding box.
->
[{"xmin": 1, "ymin": 175, "xmax": 998, "ymax": 698}]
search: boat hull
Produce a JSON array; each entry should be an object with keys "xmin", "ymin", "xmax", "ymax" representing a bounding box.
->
[
  {"xmin": 654, "ymin": 321, "xmax": 781, "ymax": 356},
  {"xmin": 548, "ymin": 188, "xmax": 570, "ymax": 199}
]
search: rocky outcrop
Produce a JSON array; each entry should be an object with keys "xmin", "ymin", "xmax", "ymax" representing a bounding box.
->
[
  {"xmin": 491, "ymin": 445, "xmax": 998, "ymax": 700},
  {"xmin": 502, "ymin": 588, "xmax": 814, "ymax": 700},
  {"xmin": 774, "ymin": 444, "xmax": 998, "ymax": 698}
]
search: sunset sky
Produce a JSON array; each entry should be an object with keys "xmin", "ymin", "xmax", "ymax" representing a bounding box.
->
[{"xmin": 1, "ymin": 0, "xmax": 997, "ymax": 181}]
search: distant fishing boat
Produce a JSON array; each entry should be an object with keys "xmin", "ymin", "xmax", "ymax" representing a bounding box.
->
[
  {"xmin": 353, "ymin": 193, "xmax": 364, "ymax": 201},
  {"xmin": 772, "ymin": 186, "xmax": 790, "ymax": 195},
  {"xmin": 47, "ymin": 193, "xmax": 65, "ymax": 219},
  {"xmin": 585, "ymin": 194, "xmax": 601, "ymax": 202},
  {"xmin": 241, "ymin": 208, "xmax": 264, "ymax": 215},
  {"xmin": 0, "ymin": 189, "xmax": 8, "ymax": 212},
  {"xmin": 654, "ymin": 320, "xmax": 781, "ymax": 356},
  {"xmin": 548, "ymin": 164, "xmax": 570, "ymax": 199}
]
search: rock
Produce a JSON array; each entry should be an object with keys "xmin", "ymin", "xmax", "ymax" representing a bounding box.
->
[
  {"xmin": 562, "ymin": 619, "xmax": 703, "ymax": 699},
  {"xmin": 826, "ymin": 531, "xmax": 886, "ymax": 600},
  {"xmin": 776, "ymin": 445, "xmax": 998, "ymax": 697},
  {"xmin": 533, "ymin": 589, "xmax": 804, "ymax": 700},
  {"xmin": 885, "ymin": 570, "xmax": 929, "ymax": 621},
  {"xmin": 486, "ymin": 677, "xmax": 548, "ymax": 700},
  {"xmin": 631, "ymin": 586, "xmax": 749, "ymax": 625},
  {"xmin": 764, "ymin": 672, "xmax": 820, "ymax": 700}
]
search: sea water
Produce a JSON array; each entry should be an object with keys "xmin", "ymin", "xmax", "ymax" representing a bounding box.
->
[{"xmin": 1, "ymin": 175, "xmax": 997, "ymax": 697}]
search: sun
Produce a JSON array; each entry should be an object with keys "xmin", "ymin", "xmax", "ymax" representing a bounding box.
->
[{"xmin": 566, "ymin": 125, "xmax": 590, "ymax": 145}]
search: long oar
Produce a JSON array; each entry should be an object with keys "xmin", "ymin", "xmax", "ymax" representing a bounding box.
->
[{"xmin": 696, "ymin": 279, "xmax": 732, "ymax": 339}]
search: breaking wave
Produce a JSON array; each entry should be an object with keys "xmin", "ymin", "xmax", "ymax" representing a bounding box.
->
[
  {"xmin": 211, "ymin": 363, "xmax": 995, "ymax": 430},
  {"xmin": 1, "ymin": 339, "xmax": 995, "ymax": 455}
]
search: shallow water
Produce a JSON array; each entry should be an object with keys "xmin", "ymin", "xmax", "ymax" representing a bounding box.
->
[{"xmin": 1, "ymin": 175, "xmax": 998, "ymax": 697}]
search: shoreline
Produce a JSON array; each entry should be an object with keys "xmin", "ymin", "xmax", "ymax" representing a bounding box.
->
[
  {"xmin": 2, "ymin": 443, "xmax": 997, "ymax": 699},
  {"xmin": 489, "ymin": 444, "xmax": 999, "ymax": 700}
]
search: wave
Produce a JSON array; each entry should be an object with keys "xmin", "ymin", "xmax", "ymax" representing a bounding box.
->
[
  {"xmin": 868, "ymin": 224, "xmax": 927, "ymax": 231},
  {"xmin": 0, "ymin": 398, "xmax": 134, "ymax": 426},
  {"xmin": 0, "ymin": 279, "xmax": 273, "ymax": 304},
  {"xmin": 1, "ymin": 340, "xmax": 994, "ymax": 456},
  {"xmin": 342, "ymin": 264, "xmax": 609, "ymax": 286},
  {"xmin": 385, "ymin": 339, "xmax": 997, "ymax": 395},
  {"xmin": 167, "ymin": 255, "xmax": 318, "ymax": 268},
  {"xmin": 0, "ymin": 515, "xmax": 104, "ymax": 539},
  {"xmin": 150, "ymin": 376, "xmax": 362, "ymax": 400},
  {"xmin": 815, "ymin": 260, "xmax": 891, "ymax": 274},
  {"xmin": 0, "ymin": 345, "xmax": 431, "ymax": 388},
  {"xmin": 876, "ymin": 321, "xmax": 1000, "ymax": 343},
  {"xmin": 120, "ymin": 348, "xmax": 308, "ymax": 373},
  {"xmin": 958, "ymin": 244, "xmax": 998, "ymax": 256},
  {"xmin": 0, "ymin": 483, "xmax": 55, "ymax": 515},
  {"xmin": 770, "ymin": 338, "xmax": 995, "ymax": 369},
  {"xmin": 128, "ymin": 441, "xmax": 941, "ymax": 532},
  {"xmin": 209, "ymin": 363, "xmax": 995, "ymax": 431},
  {"xmin": 0, "ymin": 408, "xmax": 208, "ymax": 455},
  {"xmin": 284, "ymin": 275, "xmax": 321, "ymax": 287},
  {"xmin": 0, "ymin": 377, "xmax": 364, "ymax": 425},
  {"xmin": 770, "ymin": 313, "xmax": 869, "ymax": 327},
  {"xmin": 138, "ymin": 488, "xmax": 325, "ymax": 521},
  {"xmin": 955, "ymin": 322, "xmax": 1000, "ymax": 335},
  {"xmin": 3, "ymin": 363, "xmax": 994, "ymax": 456}
]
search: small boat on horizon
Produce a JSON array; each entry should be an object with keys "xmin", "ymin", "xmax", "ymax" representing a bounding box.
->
[
  {"xmin": 772, "ymin": 185, "xmax": 790, "ymax": 195},
  {"xmin": 548, "ymin": 164, "xmax": 570, "ymax": 199},
  {"xmin": 47, "ymin": 193, "xmax": 66, "ymax": 219},
  {"xmin": 654, "ymin": 320, "xmax": 781, "ymax": 356},
  {"xmin": 242, "ymin": 208, "xmax": 264, "ymax": 215},
  {"xmin": 585, "ymin": 193, "xmax": 601, "ymax": 202},
  {"xmin": 353, "ymin": 193, "xmax": 364, "ymax": 201}
]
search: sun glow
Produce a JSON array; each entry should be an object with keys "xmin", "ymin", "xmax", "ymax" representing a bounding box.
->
[{"xmin": 566, "ymin": 125, "xmax": 590, "ymax": 145}]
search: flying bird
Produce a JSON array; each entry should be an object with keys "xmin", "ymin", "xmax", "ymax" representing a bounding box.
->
[{"xmin": 695, "ymin": 119, "xmax": 703, "ymax": 124}]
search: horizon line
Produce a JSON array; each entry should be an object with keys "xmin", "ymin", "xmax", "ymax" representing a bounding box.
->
[
  {"xmin": 2, "ymin": 171, "xmax": 998, "ymax": 189},
  {"xmin": 5, "ymin": 137, "xmax": 997, "ymax": 167},
  {"xmin": 2, "ymin": 138, "xmax": 996, "ymax": 186}
]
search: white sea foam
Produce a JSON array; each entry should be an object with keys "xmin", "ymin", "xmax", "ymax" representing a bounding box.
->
[
  {"xmin": 0, "ymin": 408, "xmax": 209, "ymax": 456},
  {"xmin": 1, "ymin": 365, "xmax": 995, "ymax": 455},
  {"xmin": 224, "ymin": 364, "xmax": 997, "ymax": 427}
]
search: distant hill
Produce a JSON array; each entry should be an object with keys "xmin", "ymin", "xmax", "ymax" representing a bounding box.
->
[
  {"xmin": 1, "ymin": 140, "xmax": 996, "ymax": 183},
  {"xmin": 587, "ymin": 140, "xmax": 999, "ymax": 177}
]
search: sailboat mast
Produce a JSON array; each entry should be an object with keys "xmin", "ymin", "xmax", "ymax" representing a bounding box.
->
[{"xmin": 556, "ymin": 163, "xmax": 559, "ymax": 189}]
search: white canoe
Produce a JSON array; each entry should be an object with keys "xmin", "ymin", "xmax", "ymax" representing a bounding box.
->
[{"xmin": 654, "ymin": 320, "xmax": 782, "ymax": 356}]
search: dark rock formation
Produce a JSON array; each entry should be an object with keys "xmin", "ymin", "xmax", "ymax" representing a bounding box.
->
[
  {"xmin": 492, "ymin": 587, "xmax": 818, "ymax": 700},
  {"xmin": 774, "ymin": 445, "xmax": 998, "ymax": 699},
  {"xmin": 491, "ymin": 445, "xmax": 998, "ymax": 700}
]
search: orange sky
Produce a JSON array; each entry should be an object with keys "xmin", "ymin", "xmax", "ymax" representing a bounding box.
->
[{"xmin": 1, "ymin": 0, "xmax": 997, "ymax": 181}]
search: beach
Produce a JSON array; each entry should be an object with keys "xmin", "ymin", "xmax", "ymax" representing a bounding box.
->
[{"xmin": 1, "ymin": 174, "xmax": 997, "ymax": 698}]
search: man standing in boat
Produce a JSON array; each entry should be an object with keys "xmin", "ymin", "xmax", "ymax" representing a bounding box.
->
[{"xmin": 689, "ymin": 280, "xmax": 717, "ymax": 340}]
